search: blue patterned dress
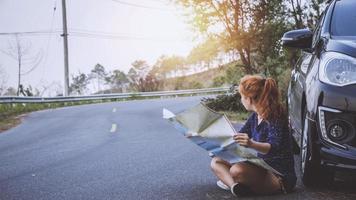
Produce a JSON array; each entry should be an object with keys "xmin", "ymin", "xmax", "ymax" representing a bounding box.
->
[{"xmin": 239, "ymin": 112, "xmax": 297, "ymax": 192}]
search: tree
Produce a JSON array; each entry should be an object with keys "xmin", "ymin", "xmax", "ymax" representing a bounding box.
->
[
  {"xmin": 286, "ymin": 0, "xmax": 327, "ymax": 29},
  {"xmin": 89, "ymin": 63, "xmax": 107, "ymax": 93},
  {"xmin": 127, "ymin": 67, "xmax": 139, "ymax": 84},
  {"xmin": 187, "ymin": 36, "xmax": 221, "ymax": 70},
  {"xmin": 150, "ymin": 56, "xmax": 167, "ymax": 79},
  {"xmin": 0, "ymin": 35, "xmax": 42, "ymax": 96},
  {"xmin": 284, "ymin": 0, "xmax": 327, "ymax": 71},
  {"xmin": 212, "ymin": 76, "xmax": 226, "ymax": 87},
  {"xmin": 37, "ymin": 80, "xmax": 63, "ymax": 97},
  {"xmin": 18, "ymin": 84, "xmax": 38, "ymax": 96},
  {"xmin": 175, "ymin": 0, "xmax": 288, "ymax": 75},
  {"xmin": 131, "ymin": 60, "xmax": 150, "ymax": 78},
  {"xmin": 0, "ymin": 66, "xmax": 8, "ymax": 96},
  {"xmin": 151, "ymin": 55, "xmax": 186, "ymax": 78},
  {"xmin": 287, "ymin": 0, "xmax": 306, "ymax": 29},
  {"xmin": 127, "ymin": 60, "xmax": 151, "ymax": 91},
  {"xmin": 136, "ymin": 73, "xmax": 162, "ymax": 92},
  {"xmin": 105, "ymin": 69, "xmax": 129, "ymax": 92},
  {"xmin": 189, "ymin": 81, "xmax": 203, "ymax": 89},
  {"xmin": 52, "ymin": 81, "xmax": 64, "ymax": 97},
  {"xmin": 18, "ymin": 84, "xmax": 26, "ymax": 96},
  {"xmin": 69, "ymin": 72, "xmax": 90, "ymax": 95},
  {"xmin": 3, "ymin": 87, "xmax": 17, "ymax": 96}
]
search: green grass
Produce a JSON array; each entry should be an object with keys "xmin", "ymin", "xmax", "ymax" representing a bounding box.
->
[
  {"xmin": 0, "ymin": 100, "xmax": 118, "ymax": 133},
  {"xmin": 0, "ymin": 115, "xmax": 21, "ymax": 132}
]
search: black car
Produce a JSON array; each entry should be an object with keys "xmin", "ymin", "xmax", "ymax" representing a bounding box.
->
[{"xmin": 281, "ymin": 0, "xmax": 356, "ymax": 186}]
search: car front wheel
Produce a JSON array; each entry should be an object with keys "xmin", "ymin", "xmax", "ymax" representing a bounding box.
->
[
  {"xmin": 301, "ymin": 108, "xmax": 334, "ymax": 187},
  {"xmin": 301, "ymin": 109, "xmax": 320, "ymax": 186}
]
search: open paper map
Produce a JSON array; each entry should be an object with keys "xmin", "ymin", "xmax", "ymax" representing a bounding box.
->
[{"xmin": 163, "ymin": 103, "xmax": 282, "ymax": 176}]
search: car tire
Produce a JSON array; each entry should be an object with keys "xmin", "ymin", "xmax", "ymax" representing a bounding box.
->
[
  {"xmin": 300, "ymin": 107, "xmax": 335, "ymax": 187},
  {"xmin": 300, "ymin": 108, "xmax": 320, "ymax": 186},
  {"xmin": 289, "ymin": 125, "xmax": 300, "ymax": 155}
]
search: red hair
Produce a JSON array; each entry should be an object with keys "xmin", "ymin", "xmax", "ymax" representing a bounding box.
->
[{"xmin": 238, "ymin": 75, "xmax": 285, "ymax": 122}]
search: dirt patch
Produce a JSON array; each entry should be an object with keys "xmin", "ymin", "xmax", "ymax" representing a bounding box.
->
[{"xmin": 0, "ymin": 114, "xmax": 25, "ymax": 133}]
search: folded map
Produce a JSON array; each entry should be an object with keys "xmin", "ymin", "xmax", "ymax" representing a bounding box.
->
[{"xmin": 163, "ymin": 103, "xmax": 282, "ymax": 176}]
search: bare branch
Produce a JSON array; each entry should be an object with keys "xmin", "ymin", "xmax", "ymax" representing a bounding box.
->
[{"xmin": 209, "ymin": 0, "xmax": 234, "ymax": 36}]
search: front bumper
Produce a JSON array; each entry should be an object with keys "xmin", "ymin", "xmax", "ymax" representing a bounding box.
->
[
  {"xmin": 320, "ymin": 146, "xmax": 356, "ymax": 170},
  {"xmin": 316, "ymin": 82, "xmax": 356, "ymax": 170}
]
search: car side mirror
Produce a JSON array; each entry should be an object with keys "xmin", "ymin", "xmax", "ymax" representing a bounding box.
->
[{"xmin": 281, "ymin": 29, "xmax": 313, "ymax": 51}]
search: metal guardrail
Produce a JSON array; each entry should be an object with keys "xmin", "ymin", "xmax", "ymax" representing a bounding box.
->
[{"xmin": 0, "ymin": 87, "xmax": 230, "ymax": 104}]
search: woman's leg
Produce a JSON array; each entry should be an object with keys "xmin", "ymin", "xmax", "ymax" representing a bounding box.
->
[
  {"xmin": 210, "ymin": 157, "xmax": 235, "ymax": 187},
  {"xmin": 229, "ymin": 162, "xmax": 281, "ymax": 194}
]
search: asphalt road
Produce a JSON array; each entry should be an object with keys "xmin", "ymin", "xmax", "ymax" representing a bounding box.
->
[{"xmin": 0, "ymin": 96, "xmax": 355, "ymax": 200}]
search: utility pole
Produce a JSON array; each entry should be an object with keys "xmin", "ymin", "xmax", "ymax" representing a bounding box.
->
[
  {"xmin": 61, "ymin": 0, "xmax": 69, "ymax": 96},
  {"xmin": 16, "ymin": 34, "xmax": 21, "ymax": 96}
]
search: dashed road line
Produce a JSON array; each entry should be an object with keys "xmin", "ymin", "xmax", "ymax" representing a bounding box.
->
[{"xmin": 110, "ymin": 124, "xmax": 117, "ymax": 133}]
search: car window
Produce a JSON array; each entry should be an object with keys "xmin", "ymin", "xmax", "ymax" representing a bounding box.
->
[
  {"xmin": 312, "ymin": 13, "xmax": 325, "ymax": 48},
  {"xmin": 331, "ymin": 0, "xmax": 356, "ymax": 36}
]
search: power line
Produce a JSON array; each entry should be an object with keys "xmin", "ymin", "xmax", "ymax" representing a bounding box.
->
[
  {"xmin": 37, "ymin": 0, "xmax": 58, "ymax": 81},
  {"xmin": 110, "ymin": 0, "xmax": 175, "ymax": 11},
  {"xmin": 69, "ymin": 28, "xmax": 134, "ymax": 36},
  {"xmin": 0, "ymin": 29, "xmax": 191, "ymax": 42},
  {"xmin": 144, "ymin": 0, "xmax": 169, "ymax": 3},
  {"xmin": 0, "ymin": 1, "xmax": 180, "ymax": 37},
  {"xmin": 69, "ymin": 31, "xmax": 190, "ymax": 42},
  {"xmin": 0, "ymin": 30, "xmax": 62, "ymax": 36},
  {"xmin": 22, "ymin": 0, "xmax": 58, "ymax": 77},
  {"xmin": 20, "ymin": 51, "xmax": 43, "ymax": 76}
]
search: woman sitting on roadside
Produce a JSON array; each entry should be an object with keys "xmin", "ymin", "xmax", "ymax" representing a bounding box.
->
[{"xmin": 211, "ymin": 75, "xmax": 297, "ymax": 196}]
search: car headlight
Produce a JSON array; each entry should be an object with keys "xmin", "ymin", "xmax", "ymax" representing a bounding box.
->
[{"xmin": 319, "ymin": 52, "xmax": 356, "ymax": 86}]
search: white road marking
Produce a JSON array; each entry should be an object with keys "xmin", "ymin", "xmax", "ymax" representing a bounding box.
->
[
  {"xmin": 110, "ymin": 124, "xmax": 117, "ymax": 133},
  {"xmin": 112, "ymin": 108, "xmax": 117, "ymax": 112}
]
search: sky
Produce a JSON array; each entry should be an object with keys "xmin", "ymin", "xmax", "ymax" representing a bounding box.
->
[{"xmin": 0, "ymin": 0, "xmax": 197, "ymax": 96}]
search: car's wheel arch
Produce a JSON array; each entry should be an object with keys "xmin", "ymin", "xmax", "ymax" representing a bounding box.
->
[{"xmin": 302, "ymin": 92, "xmax": 322, "ymax": 160}]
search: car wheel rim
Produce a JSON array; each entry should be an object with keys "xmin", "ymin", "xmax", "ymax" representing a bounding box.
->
[{"xmin": 301, "ymin": 116, "xmax": 308, "ymax": 174}]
